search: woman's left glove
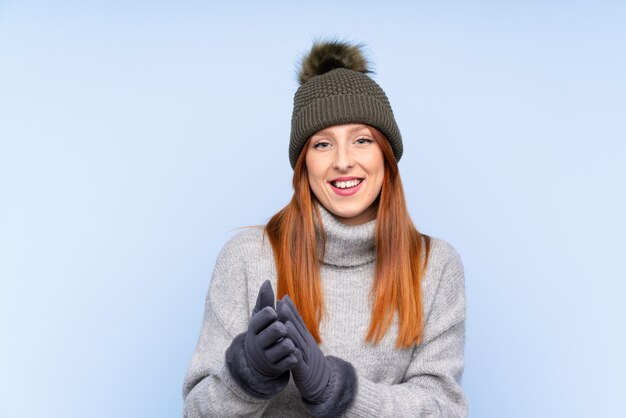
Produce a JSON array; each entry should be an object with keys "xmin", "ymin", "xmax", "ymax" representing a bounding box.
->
[{"xmin": 277, "ymin": 295, "xmax": 358, "ymax": 418}]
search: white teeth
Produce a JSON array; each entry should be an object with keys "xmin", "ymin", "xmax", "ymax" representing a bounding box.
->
[{"xmin": 332, "ymin": 179, "xmax": 362, "ymax": 189}]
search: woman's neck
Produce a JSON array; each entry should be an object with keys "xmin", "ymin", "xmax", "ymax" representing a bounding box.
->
[{"xmin": 315, "ymin": 203, "xmax": 377, "ymax": 267}]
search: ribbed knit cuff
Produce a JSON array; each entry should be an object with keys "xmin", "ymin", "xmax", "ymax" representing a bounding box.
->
[
  {"xmin": 225, "ymin": 332, "xmax": 290, "ymax": 400},
  {"xmin": 301, "ymin": 356, "xmax": 358, "ymax": 418}
]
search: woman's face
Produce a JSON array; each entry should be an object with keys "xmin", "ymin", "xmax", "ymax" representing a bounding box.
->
[{"xmin": 305, "ymin": 123, "xmax": 384, "ymax": 225}]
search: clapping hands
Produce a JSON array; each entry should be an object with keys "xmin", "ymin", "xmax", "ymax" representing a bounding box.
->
[{"xmin": 226, "ymin": 279, "xmax": 357, "ymax": 416}]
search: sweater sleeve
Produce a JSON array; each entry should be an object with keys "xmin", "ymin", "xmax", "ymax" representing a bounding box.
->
[
  {"xmin": 343, "ymin": 240, "xmax": 468, "ymax": 418},
  {"xmin": 182, "ymin": 230, "xmax": 272, "ymax": 418}
]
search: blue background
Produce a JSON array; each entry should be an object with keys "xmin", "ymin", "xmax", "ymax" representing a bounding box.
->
[{"xmin": 1, "ymin": 1, "xmax": 625, "ymax": 417}]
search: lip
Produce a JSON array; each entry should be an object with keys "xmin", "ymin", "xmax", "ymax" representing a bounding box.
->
[{"xmin": 328, "ymin": 178, "xmax": 365, "ymax": 196}]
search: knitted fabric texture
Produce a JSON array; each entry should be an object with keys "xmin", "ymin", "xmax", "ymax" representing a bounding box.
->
[
  {"xmin": 183, "ymin": 204, "xmax": 468, "ymax": 417},
  {"xmin": 289, "ymin": 67, "xmax": 403, "ymax": 169}
]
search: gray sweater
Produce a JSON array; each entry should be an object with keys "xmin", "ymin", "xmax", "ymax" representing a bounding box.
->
[{"xmin": 183, "ymin": 205, "xmax": 468, "ymax": 417}]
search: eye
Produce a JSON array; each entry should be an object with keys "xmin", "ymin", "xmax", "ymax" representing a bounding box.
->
[
  {"xmin": 355, "ymin": 137, "xmax": 373, "ymax": 145},
  {"xmin": 312, "ymin": 141, "xmax": 331, "ymax": 149}
]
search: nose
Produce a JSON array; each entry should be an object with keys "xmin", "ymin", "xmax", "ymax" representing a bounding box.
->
[{"xmin": 333, "ymin": 146, "xmax": 355, "ymax": 171}]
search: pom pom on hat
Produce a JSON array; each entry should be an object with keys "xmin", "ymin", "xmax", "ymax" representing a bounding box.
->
[{"xmin": 298, "ymin": 41, "xmax": 371, "ymax": 85}]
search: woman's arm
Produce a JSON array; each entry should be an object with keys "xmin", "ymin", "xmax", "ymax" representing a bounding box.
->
[
  {"xmin": 344, "ymin": 321, "xmax": 466, "ymax": 417},
  {"xmin": 182, "ymin": 230, "xmax": 275, "ymax": 418},
  {"xmin": 344, "ymin": 241, "xmax": 468, "ymax": 417}
]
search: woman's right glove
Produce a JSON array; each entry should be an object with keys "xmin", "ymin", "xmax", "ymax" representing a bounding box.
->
[
  {"xmin": 277, "ymin": 295, "xmax": 358, "ymax": 418},
  {"xmin": 225, "ymin": 280, "xmax": 298, "ymax": 399}
]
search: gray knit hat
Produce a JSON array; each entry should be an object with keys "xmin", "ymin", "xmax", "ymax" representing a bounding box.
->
[{"xmin": 289, "ymin": 41, "xmax": 403, "ymax": 169}]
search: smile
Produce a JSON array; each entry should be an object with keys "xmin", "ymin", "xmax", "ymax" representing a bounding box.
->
[
  {"xmin": 329, "ymin": 178, "xmax": 365, "ymax": 196},
  {"xmin": 331, "ymin": 179, "xmax": 363, "ymax": 189}
]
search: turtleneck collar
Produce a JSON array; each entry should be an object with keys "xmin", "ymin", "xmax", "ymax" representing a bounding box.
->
[{"xmin": 314, "ymin": 202, "xmax": 377, "ymax": 267}]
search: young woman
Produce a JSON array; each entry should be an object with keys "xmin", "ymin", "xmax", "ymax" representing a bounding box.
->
[{"xmin": 183, "ymin": 40, "xmax": 467, "ymax": 417}]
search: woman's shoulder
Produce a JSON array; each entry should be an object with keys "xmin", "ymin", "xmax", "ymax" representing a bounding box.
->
[
  {"xmin": 424, "ymin": 235, "xmax": 464, "ymax": 274},
  {"xmin": 209, "ymin": 225, "xmax": 273, "ymax": 291},
  {"xmin": 215, "ymin": 225, "xmax": 271, "ymax": 263}
]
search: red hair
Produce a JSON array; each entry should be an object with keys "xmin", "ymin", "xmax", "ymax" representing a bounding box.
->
[{"xmin": 265, "ymin": 126, "xmax": 431, "ymax": 348}]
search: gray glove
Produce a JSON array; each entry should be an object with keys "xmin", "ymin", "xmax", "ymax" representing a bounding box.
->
[
  {"xmin": 226, "ymin": 280, "xmax": 298, "ymax": 399},
  {"xmin": 277, "ymin": 295, "xmax": 358, "ymax": 417}
]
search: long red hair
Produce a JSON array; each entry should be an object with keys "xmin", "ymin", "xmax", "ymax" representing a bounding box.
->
[{"xmin": 265, "ymin": 126, "xmax": 431, "ymax": 348}]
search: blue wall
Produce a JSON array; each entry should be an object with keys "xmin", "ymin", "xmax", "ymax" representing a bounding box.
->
[{"xmin": 1, "ymin": 1, "xmax": 625, "ymax": 417}]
